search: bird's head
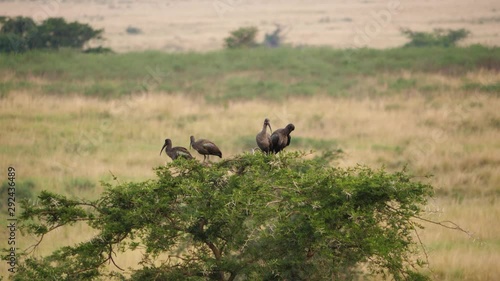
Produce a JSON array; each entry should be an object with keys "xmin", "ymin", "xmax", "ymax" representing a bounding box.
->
[
  {"xmin": 286, "ymin": 124, "xmax": 295, "ymax": 132},
  {"xmin": 264, "ymin": 118, "xmax": 273, "ymax": 133},
  {"xmin": 160, "ymin": 138, "xmax": 171, "ymax": 156}
]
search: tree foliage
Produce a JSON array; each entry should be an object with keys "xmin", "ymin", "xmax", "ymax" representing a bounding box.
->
[
  {"xmin": 0, "ymin": 16, "xmax": 103, "ymax": 53},
  {"xmin": 401, "ymin": 28, "xmax": 470, "ymax": 48},
  {"xmin": 11, "ymin": 152, "xmax": 434, "ymax": 280},
  {"xmin": 224, "ymin": 26, "xmax": 259, "ymax": 49}
]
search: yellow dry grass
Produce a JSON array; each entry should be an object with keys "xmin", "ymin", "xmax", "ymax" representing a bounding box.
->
[{"xmin": 419, "ymin": 197, "xmax": 500, "ymax": 281}]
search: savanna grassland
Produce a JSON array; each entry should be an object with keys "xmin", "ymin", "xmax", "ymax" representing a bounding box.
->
[{"xmin": 0, "ymin": 46, "xmax": 499, "ymax": 280}]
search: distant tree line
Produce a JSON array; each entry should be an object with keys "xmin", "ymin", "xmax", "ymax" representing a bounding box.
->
[{"xmin": 0, "ymin": 16, "xmax": 109, "ymax": 53}]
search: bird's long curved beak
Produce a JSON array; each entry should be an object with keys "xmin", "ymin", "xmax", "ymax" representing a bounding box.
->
[
  {"xmin": 267, "ymin": 123, "xmax": 273, "ymax": 134},
  {"xmin": 160, "ymin": 144, "xmax": 167, "ymax": 155}
]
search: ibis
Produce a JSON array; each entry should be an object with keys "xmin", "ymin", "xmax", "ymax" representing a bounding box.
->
[
  {"xmin": 160, "ymin": 138, "xmax": 193, "ymax": 160},
  {"xmin": 256, "ymin": 118, "xmax": 273, "ymax": 154},
  {"xmin": 270, "ymin": 123, "xmax": 295, "ymax": 153},
  {"xmin": 190, "ymin": 136, "xmax": 222, "ymax": 162}
]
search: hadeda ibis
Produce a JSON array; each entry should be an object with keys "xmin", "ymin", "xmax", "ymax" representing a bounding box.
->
[
  {"xmin": 160, "ymin": 138, "xmax": 193, "ymax": 160},
  {"xmin": 270, "ymin": 123, "xmax": 295, "ymax": 153},
  {"xmin": 190, "ymin": 136, "xmax": 222, "ymax": 162},
  {"xmin": 256, "ymin": 118, "xmax": 273, "ymax": 154}
]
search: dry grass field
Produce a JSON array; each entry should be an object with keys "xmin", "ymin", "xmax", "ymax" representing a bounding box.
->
[
  {"xmin": 1, "ymin": 0, "xmax": 500, "ymax": 280},
  {"xmin": 1, "ymin": 82, "xmax": 499, "ymax": 280},
  {"xmin": 1, "ymin": 0, "xmax": 500, "ymax": 52}
]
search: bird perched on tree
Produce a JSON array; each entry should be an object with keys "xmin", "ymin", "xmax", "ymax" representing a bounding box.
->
[
  {"xmin": 256, "ymin": 118, "xmax": 273, "ymax": 154},
  {"xmin": 190, "ymin": 136, "xmax": 222, "ymax": 162},
  {"xmin": 160, "ymin": 138, "xmax": 193, "ymax": 160},
  {"xmin": 271, "ymin": 123, "xmax": 295, "ymax": 153}
]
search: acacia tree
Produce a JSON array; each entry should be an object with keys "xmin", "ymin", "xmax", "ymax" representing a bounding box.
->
[{"xmin": 12, "ymin": 152, "xmax": 433, "ymax": 280}]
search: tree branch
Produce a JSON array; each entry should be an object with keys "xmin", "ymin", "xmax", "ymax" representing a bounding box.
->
[
  {"xmin": 410, "ymin": 221, "xmax": 429, "ymax": 266},
  {"xmin": 413, "ymin": 216, "xmax": 474, "ymax": 239},
  {"xmin": 108, "ymin": 244, "xmax": 125, "ymax": 271}
]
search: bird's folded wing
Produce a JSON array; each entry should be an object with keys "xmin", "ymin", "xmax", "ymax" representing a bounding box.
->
[{"xmin": 202, "ymin": 142, "xmax": 217, "ymax": 149}]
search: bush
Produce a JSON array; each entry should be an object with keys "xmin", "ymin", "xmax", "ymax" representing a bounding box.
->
[
  {"xmin": 0, "ymin": 16, "xmax": 104, "ymax": 53},
  {"xmin": 65, "ymin": 177, "xmax": 96, "ymax": 192},
  {"xmin": 401, "ymin": 28, "xmax": 470, "ymax": 47},
  {"xmin": 0, "ymin": 16, "xmax": 37, "ymax": 36},
  {"xmin": 126, "ymin": 26, "xmax": 142, "ymax": 35},
  {"xmin": 31, "ymin": 17, "xmax": 103, "ymax": 49},
  {"xmin": 224, "ymin": 26, "xmax": 258, "ymax": 49},
  {"xmin": 0, "ymin": 33, "xmax": 28, "ymax": 53},
  {"xmin": 14, "ymin": 152, "xmax": 435, "ymax": 280}
]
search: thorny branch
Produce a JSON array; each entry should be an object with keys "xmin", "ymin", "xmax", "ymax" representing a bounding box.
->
[
  {"xmin": 413, "ymin": 216, "xmax": 475, "ymax": 239},
  {"xmin": 24, "ymin": 220, "xmax": 85, "ymax": 254},
  {"xmin": 385, "ymin": 203, "xmax": 474, "ymax": 239}
]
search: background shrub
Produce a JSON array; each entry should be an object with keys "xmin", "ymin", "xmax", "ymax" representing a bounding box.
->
[
  {"xmin": 126, "ymin": 26, "xmax": 142, "ymax": 35},
  {"xmin": 401, "ymin": 28, "xmax": 470, "ymax": 47},
  {"xmin": 224, "ymin": 26, "xmax": 259, "ymax": 49},
  {"xmin": 0, "ymin": 32, "xmax": 28, "ymax": 53}
]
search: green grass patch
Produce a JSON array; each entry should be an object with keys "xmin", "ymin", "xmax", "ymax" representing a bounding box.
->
[
  {"xmin": 462, "ymin": 81, "xmax": 500, "ymax": 95},
  {"xmin": 64, "ymin": 177, "xmax": 96, "ymax": 192},
  {"xmin": 0, "ymin": 46, "xmax": 498, "ymax": 101},
  {"xmin": 417, "ymin": 83, "xmax": 451, "ymax": 94},
  {"xmin": 0, "ymin": 80, "xmax": 36, "ymax": 97},
  {"xmin": 0, "ymin": 179, "xmax": 36, "ymax": 207},
  {"xmin": 221, "ymin": 77, "xmax": 287, "ymax": 101},
  {"xmin": 371, "ymin": 144, "xmax": 404, "ymax": 153},
  {"xmin": 292, "ymin": 136, "xmax": 339, "ymax": 151},
  {"xmin": 389, "ymin": 77, "xmax": 418, "ymax": 91}
]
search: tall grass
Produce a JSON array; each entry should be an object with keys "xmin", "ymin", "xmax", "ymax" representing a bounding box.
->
[{"xmin": 1, "ymin": 91, "xmax": 499, "ymax": 280}]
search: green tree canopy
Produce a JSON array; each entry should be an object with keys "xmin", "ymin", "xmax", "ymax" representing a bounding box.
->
[
  {"xmin": 0, "ymin": 16, "xmax": 37, "ymax": 36},
  {"xmin": 12, "ymin": 152, "xmax": 433, "ymax": 280},
  {"xmin": 0, "ymin": 16, "xmax": 103, "ymax": 53}
]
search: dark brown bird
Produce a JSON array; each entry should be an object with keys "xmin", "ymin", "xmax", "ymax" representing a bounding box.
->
[
  {"xmin": 190, "ymin": 136, "xmax": 222, "ymax": 162},
  {"xmin": 270, "ymin": 123, "xmax": 295, "ymax": 153},
  {"xmin": 256, "ymin": 118, "xmax": 273, "ymax": 154},
  {"xmin": 160, "ymin": 138, "xmax": 193, "ymax": 160}
]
